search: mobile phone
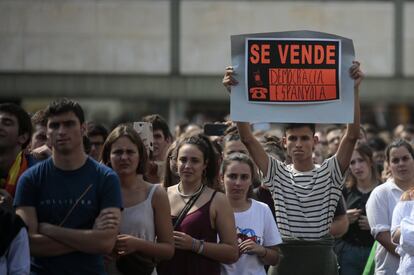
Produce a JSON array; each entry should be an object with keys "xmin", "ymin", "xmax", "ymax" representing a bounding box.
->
[
  {"xmin": 133, "ymin": 122, "xmax": 154, "ymax": 155},
  {"xmin": 204, "ymin": 123, "xmax": 227, "ymax": 136}
]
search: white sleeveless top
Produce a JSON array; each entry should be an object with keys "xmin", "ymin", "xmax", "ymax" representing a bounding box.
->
[{"xmin": 107, "ymin": 184, "xmax": 158, "ymax": 275}]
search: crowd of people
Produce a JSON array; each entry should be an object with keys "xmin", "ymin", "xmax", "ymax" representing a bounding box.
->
[{"xmin": 1, "ymin": 60, "xmax": 414, "ymax": 275}]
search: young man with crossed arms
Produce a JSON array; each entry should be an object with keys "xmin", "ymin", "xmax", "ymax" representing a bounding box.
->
[{"xmin": 14, "ymin": 99, "xmax": 122, "ymax": 274}]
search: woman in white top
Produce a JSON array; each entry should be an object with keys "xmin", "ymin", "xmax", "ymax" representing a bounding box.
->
[
  {"xmin": 367, "ymin": 139, "xmax": 414, "ymax": 275},
  {"xmin": 220, "ymin": 153, "xmax": 282, "ymax": 275},
  {"xmin": 392, "ymin": 187, "xmax": 414, "ymax": 275},
  {"xmin": 100, "ymin": 124, "xmax": 174, "ymax": 275}
]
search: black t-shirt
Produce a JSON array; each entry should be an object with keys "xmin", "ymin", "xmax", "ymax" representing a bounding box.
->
[
  {"xmin": 334, "ymin": 195, "xmax": 346, "ymax": 216},
  {"xmin": 342, "ymin": 185, "xmax": 375, "ymax": 247}
]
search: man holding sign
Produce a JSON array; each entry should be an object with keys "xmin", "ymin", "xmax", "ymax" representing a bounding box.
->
[{"xmin": 223, "ymin": 58, "xmax": 363, "ymax": 274}]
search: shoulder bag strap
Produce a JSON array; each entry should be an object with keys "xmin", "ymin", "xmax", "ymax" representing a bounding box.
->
[
  {"xmin": 173, "ymin": 185, "xmax": 205, "ymax": 230},
  {"xmin": 59, "ymin": 184, "xmax": 93, "ymax": 226}
]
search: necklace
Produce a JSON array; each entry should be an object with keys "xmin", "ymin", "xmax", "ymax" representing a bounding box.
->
[{"xmin": 177, "ymin": 183, "xmax": 204, "ymax": 198}]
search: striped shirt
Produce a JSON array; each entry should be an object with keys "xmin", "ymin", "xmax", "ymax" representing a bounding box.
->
[{"xmin": 263, "ymin": 155, "xmax": 345, "ymax": 240}]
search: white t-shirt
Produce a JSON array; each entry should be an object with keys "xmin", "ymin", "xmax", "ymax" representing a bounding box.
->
[
  {"xmin": 392, "ymin": 201, "xmax": 414, "ymax": 275},
  {"xmin": 221, "ymin": 199, "xmax": 282, "ymax": 275},
  {"xmin": 263, "ymin": 155, "xmax": 344, "ymax": 240},
  {"xmin": 366, "ymin": 178, "xmax": 403, "ymax": 275}
]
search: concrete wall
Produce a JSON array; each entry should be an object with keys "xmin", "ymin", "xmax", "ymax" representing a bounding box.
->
[
  {"xmin": 0, "ymin": 0, "xmax": 404, "ymax": 77},
  {"xmin": 181, "ymin": 1, "xmax": 394, "ymax": 76},
  {"xmin": 404, "ymin": 2, "xmax": 414, "ymax": 76},
  {"xmin": 0, "ymin": 0, "xmax": 170, "ymax": 73},
  {"xmin": 0, "ymin": 0, "xmax": 413, "ymax": 109}
]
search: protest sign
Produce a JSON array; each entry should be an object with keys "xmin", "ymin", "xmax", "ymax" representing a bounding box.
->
[{"xmin": 230, "ymin": 31, "xmax": 354, "ymax": 123}]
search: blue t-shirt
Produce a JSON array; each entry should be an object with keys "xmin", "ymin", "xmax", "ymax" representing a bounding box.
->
[{"xmin": 14, "ymin": 157, "xmax": 123, "ymax": 275}]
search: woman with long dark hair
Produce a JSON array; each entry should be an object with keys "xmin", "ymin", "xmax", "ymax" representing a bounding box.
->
[
  {"xmin": 162, "ymin": 140, "xmax": 180, "ymax": 189},
  {"xmin": 158, "ymin": 133, "xmax": 238, "ymax": 275},
  {"xmin": 336, "ymin": 143, "xmax": 379, "ymax": 275}
]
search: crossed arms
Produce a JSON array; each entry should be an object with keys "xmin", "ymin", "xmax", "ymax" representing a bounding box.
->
[{"xmin": 16, "ymin": 206, "xmax": 120, "ymax": 257}]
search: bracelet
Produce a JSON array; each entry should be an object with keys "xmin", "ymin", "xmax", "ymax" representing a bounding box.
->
[
  {"xmin": 197, "ymin": 240, "xmax": 205, "ymax": 254},
  {"xmin": 260, "ymin": 247, "xmax": 267, "ymax": 258},
  {"xmin": 191, "ymin": 238, "xmax": 197, "ymax": 252}
]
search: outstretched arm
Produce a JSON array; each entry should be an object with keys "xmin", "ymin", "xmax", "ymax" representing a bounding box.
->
[
  {"xmin": 223, "ymin": 66, "xmax": 238, "ymax": 92},
  {"xmin": 223, "ymin": 67, "xmax": 269, "ymax": 175},
  {"xmin": 336, "ymin": 61, "xmax": 364, "ymax": 174}
]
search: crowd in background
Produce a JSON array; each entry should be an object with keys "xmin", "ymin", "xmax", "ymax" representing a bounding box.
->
[{"xmin": 2, "ymin": 63, "xmax": 414, "ymax": 275}]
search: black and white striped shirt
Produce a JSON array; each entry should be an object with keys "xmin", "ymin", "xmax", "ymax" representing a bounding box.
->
[{"xmin": 263, "ymin": 155, "xmax": 344, "ymax": 240}]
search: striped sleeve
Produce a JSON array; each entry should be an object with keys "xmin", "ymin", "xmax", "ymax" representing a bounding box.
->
[
  {"xmin": 327, "ymin": 155, "xmax": 346, "ymax": 188},
  {"xmin": 262, "ymin": 155, "xmax": 279, "ymax": 189}
]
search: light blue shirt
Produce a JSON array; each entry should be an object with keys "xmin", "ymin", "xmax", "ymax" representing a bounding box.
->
[{"xmin": 0, "ymin": 228, "xmax": 30, "ymax": 275}]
